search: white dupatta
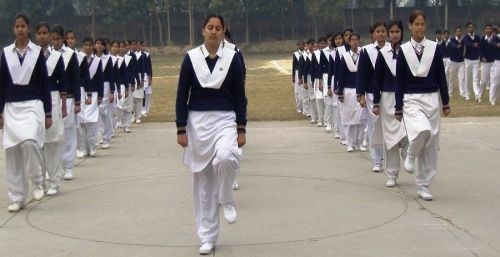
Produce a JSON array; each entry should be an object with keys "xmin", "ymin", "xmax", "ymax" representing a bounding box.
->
[
  {"xmin": 187, "ymin": 42, "xmax": 236, "ymax": 90},
  {"xmin": 400, "ymin": 38, "xmax": 437, "ymax": 77}
]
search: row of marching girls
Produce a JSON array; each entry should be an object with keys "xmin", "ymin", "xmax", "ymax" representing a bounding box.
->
[
  {"xmin": 0, "ymin": 14, "xmax": 151, "ymax": 213},
  {"xmin": 293, "ymin": 10, "xmax": 451, "ymax": 201},
  {"xmin": 436, "ymin": 23, "xmax": 499, "ymax": 105}
]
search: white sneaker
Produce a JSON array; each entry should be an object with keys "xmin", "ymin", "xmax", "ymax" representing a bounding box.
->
[
  {"xmin": 90, "ymin": 149, "xmax": 97, "ymax": 157},
  {"xmin": 47, "ymin": 188, "xmax": 58, "ymax": 196},
  {"xmin": 76, "ymin": 150, "xmax": 85, "ymax": 158},
  {"xmin": 359, "ymin": 145, "xmax": 368, "ymax": 152},
  {"xmin": 341, "ymin": 140, "xmax": 347, "ymax": 145},
  {"xmin": 465, "ymin": 96, "xmax": 470, "ymax": 101},
  {"xmin": 297, "ymin": 110, "xmax": 302, "ymax": 113},
  {"xmin": 223, "ymin": 205, "xmax": 237, "ymax": 224},
  {"xmin": 334, "ymin": 132, "xmax": 340, "ymax": 139},
  {"xmin": 136, "ymin": 119, "xmax": 142, "ymax": 124},
  {"xmin": 372, "ymin": 165, "xmax": 381, "ymax": 172},
  {"xmin": 124, "ymin": 128, "xmax": 131, "ymax": 133},
  {"xmin": 310, "ymin": 119, "xmax": 316, "ymax": 124},
  {"xmin": 101, "ymin": 143, "xmax": 110, "ymax": 149},
  {"xmin": 346, "ymin": 145, "xmax": 354, "ymax": 152},
  {"xmin": 317, "ymin": 122, "xmax": 323, "ymax": 127},
  {"xmin": 417, "ymin": 190, "xmax": 433, "ymax": 201},
  {"xmin": 325, "ymin": 125, "xmax": 332, "ymax": 132},
  {"xmin": 199, "ymin": 242, "xmax": 215, "ymax": 255},
  {"xmin": 232, "ymin": 180, "xmax": 239, "ymax": 190},
  {"xmin": 404, "ymin": 154, "xmax": 415, "ymax": 174},
  {"xmin": 8, "ymin": 202, "xmax": 24, "ymax": 212},
  {"xmin": 362, "ymin": 138, "xmax": 369, "ymax": 147},
  {"xmin": 386, "ymin": 178, "xmax": 397, "ymax": 187},
  {"xmin": 33, "ymin": 185, "xmax": 44, "ymax": 201},
  {"xmin": 64, "ymin": 169, "xmax": 74, "ymax": 180},
  {"xmin": 99, "ymin": 139, "xmax": 103, "ymax": 144}
]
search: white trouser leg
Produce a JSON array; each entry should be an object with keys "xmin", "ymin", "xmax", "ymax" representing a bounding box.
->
[
  {"xmin": 385, "ymin": 138, "xmax": 408, "ymax": 179},
  {"xmin": 324, "ymin": 104, "xmax": 332, "ymax": 127},
  {"xmin": 449, "ymin": 61, "xmax": 465, "ymax": 96},
  {"xmin": 470, "ymin": 60, "xmax": 481, "ymax": 99},
  {"xmin": 62, "ymin": 126, "xmax": 77, "ymax": 170},
  {"xmin": 43, "ymin": 142, "xmax": 63, "ymax": 190},
  {"xmin": 490, "ymin": 61, "xmax": 499, "ymax": 104},
  {"xmin": 122, "ymin": 111, "xmax": 132, "ymax": 129},
  {"xmin": 316, "ymin": 99, "xmax": 325, "ymax": 124},
  {"xmin": 193, "ymin": 165, "xmax": 220, "ymax": 244},
  {"xmin": 76, "ymin": 123, "xmax": 84, "ymax": 150},
  {"xmin": 309, "ymin": 99, "xmax": 317, "ymax": 121},
  {"xmin": 144, "ymin": 92, "xmax": 152, "ymax": 114},
  {"xmin": 99, "ymin": 105, "xmax": 113, "ymax": 144},
  {"xmin": 331, "ymin": 105, "xmax": 337, "ymax": 132},
  {"xmin": 214, "ymin": 149, "xmax": 239, "ymax": 206},
  {"xmin": 366, "ymin": 112, "xmax": 383, "ymax": 166},
  {"xmin": 133, "ymin": 98, "xmax": 143, "ymax": 120},
  {"xmin": 415, "ymin": 136, "xmax": 438, "ymax": 191},
  {"xmin": 443, "ymin": 58, "xmax": 451, "ymax": 85},
  {"xmin": 6, "ymin": 140, "xmax": 44, "ymax": 203},
  {"xmin": 347, "ymin": 124, "xmax": 364, "ymax": 147},
  {"xmin": 481, "ymin": 62, "xmax": 493, "ymax": 92},
  {"xmin": 115, "ymin": 108, "xmax": 123, "ymax": 128},
  {"xmin": 84, "ymin": 122, "xmax": 99, "ymax": 153},
  {"xmin": 465, "ymin": 59, "xmax": 479, "ymax": 98}
]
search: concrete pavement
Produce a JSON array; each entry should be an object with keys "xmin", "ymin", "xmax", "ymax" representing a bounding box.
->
[{"xmin": 1, "ymin": 118, "xmax": 500, "ymax": 257}]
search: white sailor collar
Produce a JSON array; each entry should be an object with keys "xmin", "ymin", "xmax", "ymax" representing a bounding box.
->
[
  {"xmin": 410, "ymin": 37, "xmax": 428, "ymax": 49},
  {"xmin": 200, "ymin": 42, "xmax": 224, "ymax": 59},
  {"xmin": 12, "ymin": 40, "xmax": 36, "ymax": 54}
]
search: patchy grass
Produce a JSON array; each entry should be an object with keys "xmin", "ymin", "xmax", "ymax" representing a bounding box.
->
[{"xmin": 145, "ymin": 53, "xmax": 499, "ymax": 122}]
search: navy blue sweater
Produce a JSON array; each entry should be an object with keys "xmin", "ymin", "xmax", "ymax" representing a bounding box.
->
[
  {"xmin": 303, "ymin": 54, "xmax": 312, "ymax": 82},
  {"xmin": 356, "ymin": 48, "xmax": 377, "ymax": 95},
  {"xmin": 449, "ymin": 37, "xmax": 465, "ymax": 63},
  {"xmin": 64, "ymin": 52, "xmax": 81, "ymax": 102},
  {"xmin": 373, "ymin": 51, "xmax": 397, "ymax": 104},
  {"xmin": 99, "ymin": 56, "xmax": 115, "ymax": 93},
  {"xmin": 86, "ymin": 58, "xmax": 104, "ymax": 98},
  {"xmin": 79, "ymin": 57, "xmax": 90, "ymax": 96},
  {"xmin": 442, "ymin": 40, "xmax": 451, "ymax": 58},
  {"xmin": 311, "ymin": 52, "xmax": 321, "ymax": 80},
  {"xmin": 292, "ymin": 52, "xmax": 300, "ymax": 81},
  {"xmin": 337, "ymin": 55, "xmax": 358, "ymax": 95},
  {"xmin": 480, "ymin": 36, "xmax": 496, "ymax": 62},
  {"xmin": 319, "ymin": 49, "xmax": 331, "ymax": 76},
  {"xmin": 176, "ymin": 54, "xmax": 247, "ymax": 127},
  {"xmin": 0, "ymin": 50, "xmax": 52, "ymax": 115},
  {"xmin": 48, "ymin": 56, "xmax": 67, "ymax": 93},
  {"xmin": 395, "ymin": 46, "xmax": 449, "ymax": 111},
  {"xmin": 463, "ymin": 34, "xmax": 481, "ymax": 60},
  {"xmin": 494, "ymin": 36, "xmax": 500, "ymax": 61}
]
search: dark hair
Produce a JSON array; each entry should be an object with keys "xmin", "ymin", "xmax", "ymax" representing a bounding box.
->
[
  {"xmin": 386, "ymin": 18, "xmax": 404, "ymax": 45},
  {"xmin": 435, "ymin": 30, "xmax": 442, "ymax": 34},
  {"xmin": 36, "ymin": 22, "xmax": 50, "ymax": 32},
  {"xmin": 484, "ymin": 23, "xmax": 493, "ymax": 28},
  {"xmin": 333, "ymin": 32, "xmax": 342, "ymax": 39},
  {"xmin": 203, "ymin": 14, "xmax": 225, "ymax": 29},
  {"xmin": 82, "ymin": 37, "xmax": 94, "ymax": 45},
  {"xmin": 14, "ymin": 13, "xmax": 29, "ymax": 26},
  {"xmin": 307, "ymin": 38, "xmax": 315, "ymax": 44},
  {"xmin": 297, "ymin": 40, "xmax": 305, "ymax": 45},
  {"xmin": 95, "ymin": 38, "xmax": 108, "ymax": 54},
  {"xmin": 326, "ymin": 32, "xmax": 335, "ymax": 39},
  {"xmin": 409, "ymin": 10, "xmax": 426, "ymax": 24},
  {"xmin": 466, "ymin": 21, "xmax": 474, "ymax": 28},
  {"xmin": 493, "ymin": 28, "xmax": 498, "ymax": 33},
  {"xmin": 350, "ymin": 33, "xmax": 360, "ymax": 40},
  {"xmin": 318, "ymin": 37, "xmax": 327, "ymax": 43},
  {"xmin": 110, "ymin": 40, "xmax": 120, "ymax": 48},
  {"xmin": 225, "ymin": 29, "xmax": 232, "ymax": 41},
  {"xmin": 129, "ymin": 39, "xmax": 137, "ymax": 44},
  {"xmin": 50, "ymin": 24, "xmax": 64, "ymax": 38},
  {"xmin": 370, "ymin": 21, "xmax": 386, "ymax": 34},
  {"xmin": 343, "ymin": 27, "xmax": 353, "ymax": 36},
  {"xmin": 455, "ymin": 26, "xmax": 462, "ymax": 31},
  {"xmin": 65, "ymin": 30, "xmax": 76, "ymax": 38},
  {"xmin": 119, "ymin": 41, "xmax": 127, "ymax": 46},
  {"xmin": 444, "ymin": 30, "xmax": 450, "ymax": 34}
]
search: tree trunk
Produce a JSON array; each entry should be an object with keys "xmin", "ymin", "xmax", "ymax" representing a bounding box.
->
[
  {"xmin": 188, "ymin": 0, "xmax": 194, "ymax": 46},
  {"xmin": 245, "ymin": 11, "xmax": 250, "ymax": 44},
  {"xmin": 314, "ymin": 18, "xmax": 318, "ymax": 40},
  {"xmin": 167, "ymin": 8, "xmax": 172, "ymax": 45},
  {"xmin": 444, "ymin": 1, "xmax": 448, "ymax": 30},
  {"xmin": 142, "ymin": 24, "xmax": 147, "ymax": 44},
  {"xmin": 351, "ymin": 8, "xmax": 354, "ymax": 30},
  {"xmin": 390, "ymin": 0, "xmax": 394, "ymax": 19},
  {"xmin": 149, "ymin": 12, "xmax": 153, "ymax": 46},
  {"xmin": 291, "ymin": 25, "xmax": 296, "ymax": 40},
  {"xmin": 123, "ymin": 24, "xmax": 127, "ymax": 39},
  {"xmin": 155, "ymin": 11, "xmax": 165, "ymax": 46},
  {"xmin": 91, "ymin": 0, "xmax": 96, "ymax": 39},
  {"xmin": 280, "ymin": 4, "xmax": 286, "ymax": 40}
]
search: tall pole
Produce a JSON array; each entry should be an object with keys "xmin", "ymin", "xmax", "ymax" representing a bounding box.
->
[
  {"xmin": 444, "ymin": 0, "xmax": 448, "ymax": 30},
  {"xmin": 390, "ymin": 0, "xmax": 394, "ymax": 19},
  {"xmin": 188, "ymin": 0, "xmax": 194, "ymax": 46},
  {"xmin": 91, "ymin": 0, "xmax": 96, "ymax": 39},
  {"xmin": 149, "ymin": 12, "xmax": 153, "ymax": 46}
]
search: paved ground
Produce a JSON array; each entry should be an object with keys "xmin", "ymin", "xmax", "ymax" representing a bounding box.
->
[{"xmin": 1, "ymin": 118, "xmax": 500, "ymax": 257}]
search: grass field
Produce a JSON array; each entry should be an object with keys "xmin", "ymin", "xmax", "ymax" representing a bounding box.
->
[{"xmin": 146, "ymin": 53, "xmax": 499, "ymax": 122}]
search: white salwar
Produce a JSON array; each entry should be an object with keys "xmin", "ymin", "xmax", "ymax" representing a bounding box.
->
[{"xmin": 78, "ymin": 57, "xmax": 100, "ymax": 155}]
